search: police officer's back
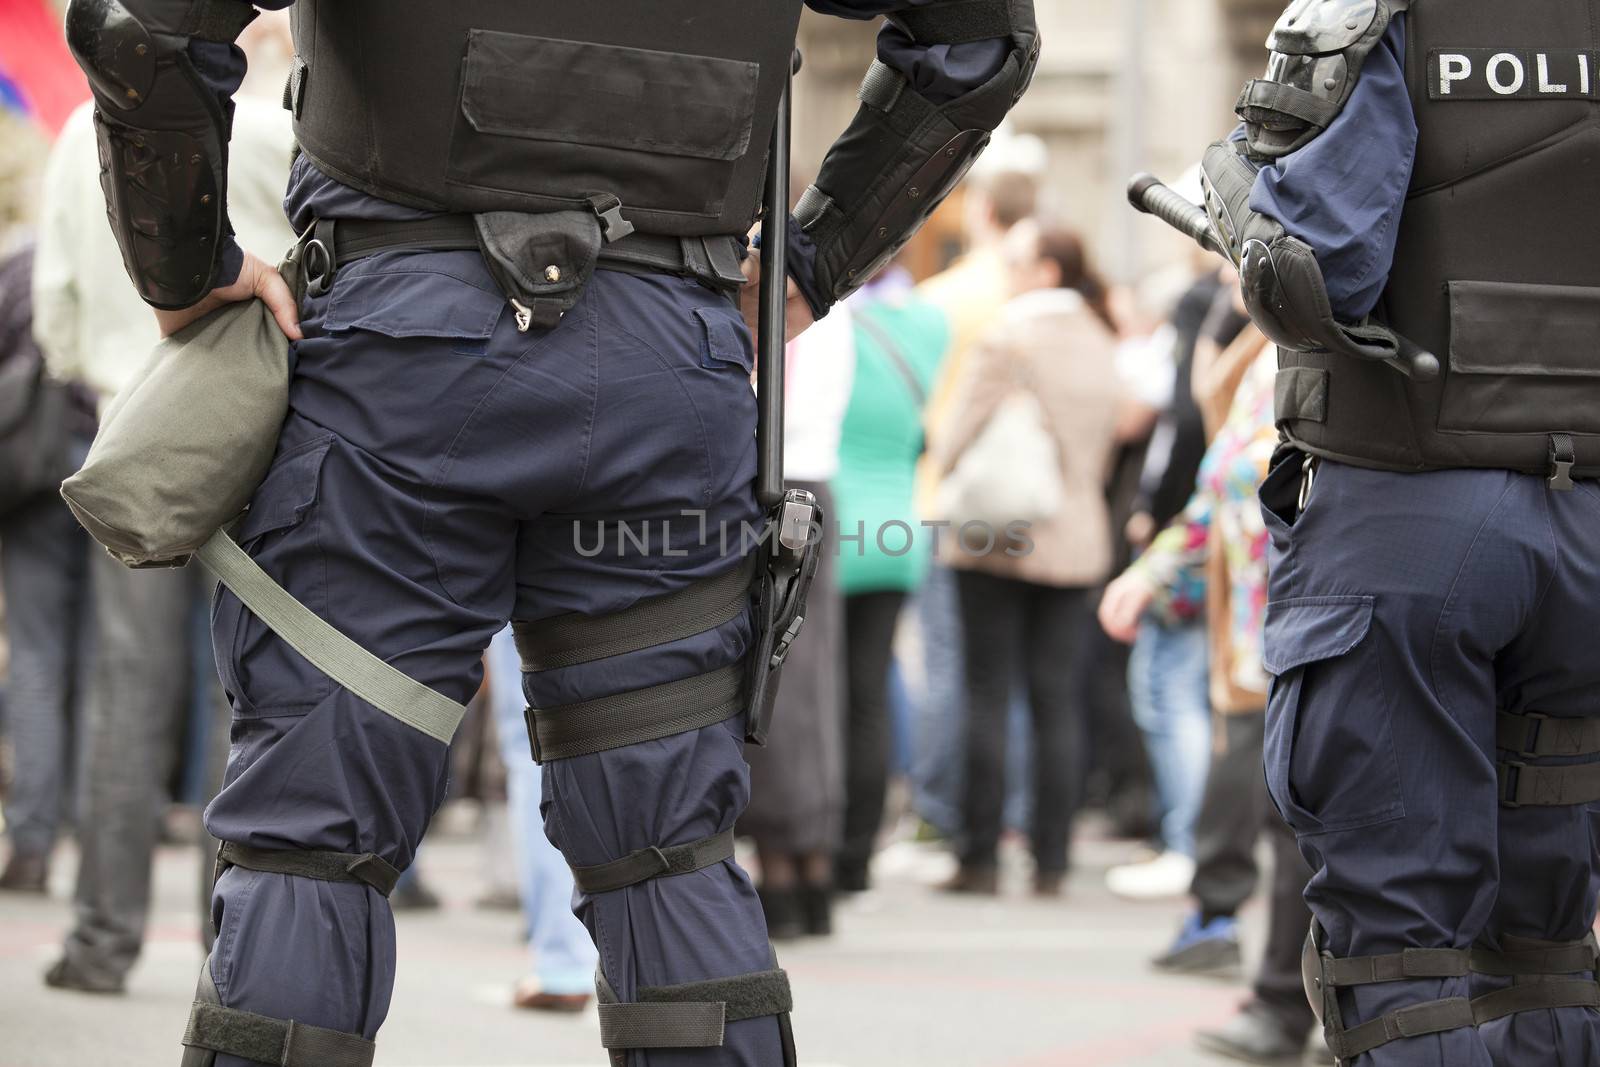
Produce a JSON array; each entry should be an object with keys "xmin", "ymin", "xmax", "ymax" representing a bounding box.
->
[{"xmin": 1189, "ymin": 1, "xmax": 1600, "ymax": 1064}]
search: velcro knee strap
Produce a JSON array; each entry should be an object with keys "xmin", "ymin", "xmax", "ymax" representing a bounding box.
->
[
  {"xmin": 216, "ymin": 841, "xmax": 401, "ymax": 896},
  {"xmin": 513, "ymin": 558, "xmax": 755, "ymax": 672},
  {"xmin": 570, "ymin": 828, "xmax": 736, "ymax": 894},
  {"xmin": 184, "ymin": 956, "xmax": 374, "ymax": 1067},
  {"xmin": 1498, "ymin": 759, "xmax": 1600, "ymax": 806},
  {"xmin": 525, "ymin": 665, "xmax": 747, "ymax": 763},
  {"xmin": 1497, "ymin": 711, "xmax": 1600, "ymax": 758},
  {"xmin": 596, "ymin": 967, "xmax": 793, "ymax": 1050},
  {"xmin": 891, "ymin": 0, "xmax": 1015, "ymax": 44},
  {"xmin": 185, "ymin": 1003, "xmax": 376, "ymax": 1067},
  {"xmin": 1324, "ymin": 946, "xmax": 1471, "ymax": 986},
  {"xmin": 1332, "ymin": 998, "xmax": 1478, "ymax": 1060},
  {"xmin": 1472, "ymin": 980, "xmax": 1600, "ymax": 1025},
  {"xmin": 517, "ymin": 559, "xmax": 757, "ymax": 762},
  {"xmin": 1471, "ymin": 933, "xmax": 1599, "ymax": 977}
]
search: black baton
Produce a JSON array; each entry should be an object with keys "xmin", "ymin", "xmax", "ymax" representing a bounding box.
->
[
  {"xmin": 1127, "ymin": 173, "xmax": 1228, "ymax": 260},
  {"xmin": 756, "ymin": 54, "xmax": 799, "ymax": 510}
]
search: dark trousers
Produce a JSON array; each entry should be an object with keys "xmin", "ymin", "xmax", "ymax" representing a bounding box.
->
[
  {"xmin": 205, "ymin": 261, "xmax": 782, "ymax": 1066},
  {"xmin": 1263, "ymin": 457, "xmax": 1600, "ymax": 1066},
  {"xmin": 836, "ymin": 590, "xmax": 907, "ymax": 883},
  {"xmin": 955, "ymin": 569, "xmax": 1088, "ymax": 875},
  {"xmin": 1193, "ymin": 712, "xmax": 1317, "ymax": 1036}
]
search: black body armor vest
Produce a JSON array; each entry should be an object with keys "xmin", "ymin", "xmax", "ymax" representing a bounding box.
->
[
  {"xmin": 1276, "ymin": 0, "xmax": 1600, "ymax": 477},
  {"xmin": 287, "ymin": 0, "xmax": 805, "ymax": 238}
]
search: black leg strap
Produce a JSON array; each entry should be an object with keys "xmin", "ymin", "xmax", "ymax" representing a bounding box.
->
[
  {"xmin": 514, "ymin": 558, "xmax": 756, "ymax": 672},
  {"xmin": 1304, "ymin": 924, "xmax": 1478, "ymax": 1062},
  {"xmin": 571, "ymin": 828, "xmax": 736, "ymax": 894},
  {"xmin": 525, "ymin": 664, "xmax": 747, "ymax": 763},
  {"xmin": 183, "ymin": 956, "xmax": 375, "ymax": 1067},
  {"xmin": 596, "ymin": 966, "xmax": 793, "ymax": 1051},
  {"xmin": 1472, "ymin": 980, "xmax": 1600, "ymax": 1025},
  {"xmin": 216, "ymin": 841, "xmax": 401, "ymax": 896},
  {"xmin": 1497, "ymin": 711, "xmax": 1600, "ymax": 757},
  {"xmin": 1498, "ymin": 759, "xmax": 1600, "ymax": 806},
  {"xmin": 1331, "ymin": 999, "xmax": 1478, "ymax": 1060}
]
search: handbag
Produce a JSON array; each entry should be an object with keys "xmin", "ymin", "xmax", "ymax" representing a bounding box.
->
[
  {"xmin": 935, "ymin": 363, "xmax": 1064, "ymax": 530},
  {"xmin": 0, "ymin": 354, "xmax": 73, "ymax": 519}
]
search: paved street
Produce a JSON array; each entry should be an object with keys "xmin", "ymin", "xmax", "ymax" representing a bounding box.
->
[{"xmin": 0, "ymin": 817, "xmax": 1290, "ymax": 1067}]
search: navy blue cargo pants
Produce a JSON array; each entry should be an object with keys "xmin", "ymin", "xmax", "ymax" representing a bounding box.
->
[
  {"xmin": 1261, "ymin": 454, "xmax": 1600, "ymax": 1066},
  {"xmin": 201, "ymin": 248, "xmax": 782, "ymax": 1065}
]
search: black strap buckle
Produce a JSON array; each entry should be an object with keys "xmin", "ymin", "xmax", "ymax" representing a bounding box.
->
[
  {"xmin": 1550, "ymin": 433, "xmax": 1576, "ymax": 491},
  {"xmin": 587, "ymin": 194, "xmax": 636, "ymax": 243},
  {"xmin": 1499, "ymin": 760, "xmax": 1526, "ymax": 808}
]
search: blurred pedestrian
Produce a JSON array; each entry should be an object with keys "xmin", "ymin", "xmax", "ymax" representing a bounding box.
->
[
  {"xmin": 484, "ymin": 628, "xmax": 597, "ymax": 1010},
  {"xmin": 743, "ymin": 303, "xmax": 852, "ymax": 935},
  {"xmin": 832, "ymin": 268, "xmax": 949, "ymax": 894},
  {"xmin": 0, "ymin": 245, "xmax": 95, "ymax": 893},
  {"xmin": 1100, "ymin": 325, "xmax": 1321, "ymax": 1063},
  {"xmin": 31, "ymin": 91, "xmax": 294, "ymax": 992},
  {"xmin": 1101, "ymin": 268, "xmax": 1233, "ymax": 899},
  {"xmin": 911, "ymin": 170, "xmax": 1038, "ymax": 841},
  {"xmin": 935, "ymin": 223, "xmax": 1133, "ymax": 896}
]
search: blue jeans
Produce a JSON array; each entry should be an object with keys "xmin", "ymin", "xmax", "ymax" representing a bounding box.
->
[
  {"xmin": 0, "ymin": 479, "xmax": 89, "ymax": 857},
  {"xmin": 488, "ymin": 626, "xmax": 596, "ymax": 996},
  {"xmin": 1127, "ymin": 617, "xmax": 1210, "ymax": 857}
]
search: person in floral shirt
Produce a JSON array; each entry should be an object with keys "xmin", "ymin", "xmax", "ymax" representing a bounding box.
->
[{"xmin": 1100, "ymin": 330, "xmax": 1326, "ymax": 1065}]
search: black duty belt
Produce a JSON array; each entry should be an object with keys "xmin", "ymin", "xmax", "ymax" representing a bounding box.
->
[{"xmin": 301, "ymin": 215, "xmax": 746, "ymax": 296}]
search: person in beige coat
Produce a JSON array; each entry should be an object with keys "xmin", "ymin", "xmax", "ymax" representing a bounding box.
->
[{"xmin": 933, "ymin": 222, "xmax": 1135, "ymax": 895}]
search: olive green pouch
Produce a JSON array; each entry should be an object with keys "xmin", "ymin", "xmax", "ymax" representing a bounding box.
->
[{"xmin": 60, "ymin": 244, "xmax": 304, "ymax": 568}]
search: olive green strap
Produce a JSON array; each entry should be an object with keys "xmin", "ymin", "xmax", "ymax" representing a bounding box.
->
[{"xmin": 196, "ymin": 530, "xmax": 465, "ymax": 744}]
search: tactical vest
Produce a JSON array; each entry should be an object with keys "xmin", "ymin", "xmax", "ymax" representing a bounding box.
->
[
  {"xmin": 1275, "ymin": 0, "xmax": 1600, "ymax": 478},
  {"xmin": 287, "ymin": 0, "xmax": 805, "ymax": 238}
]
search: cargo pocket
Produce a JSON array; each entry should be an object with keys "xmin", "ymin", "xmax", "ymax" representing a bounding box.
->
[
  {"xmin": 323, "ymin": 254, "xmax": 506, "ymax": 354},
  {"xmin": 695, "ymin": 305, "xmax": 754, "ymax": 373},
  {"xmin": 1263, "ymin": 595, "xmax": 1404, "ymax": 835},
  {"xmin": 444, "ymin": 30, "xmax": 759, "ymax": 220},
  {"xmin": 1438, "ymin": 281, "xmax": 1600, "ymax": 434},
  {"xmin": 215, "ymin": 435, "xmax": 335, "ymax": 717}
]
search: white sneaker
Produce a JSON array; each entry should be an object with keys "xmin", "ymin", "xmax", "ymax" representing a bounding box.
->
[{"xmin": 1105, "ymin": 850, "xmax": 1196, "ymax": 900}]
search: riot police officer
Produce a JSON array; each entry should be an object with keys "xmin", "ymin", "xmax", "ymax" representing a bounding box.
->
[
  {"xmin": 1185, "ymin": 0, "xmax": 1600, "ymax": 1064},
  {"xmin": 63, "ymin": 1, "xmax": 1038, "ymax": 1064}
]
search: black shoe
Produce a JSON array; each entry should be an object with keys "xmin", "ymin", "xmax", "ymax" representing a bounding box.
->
[
  {"xmin": 937, "ymin": 865, "xmax": 999, "ymax": 896},
  {"xmin": 390, "ymin": 877, "xmax": 442, "ymax": 911},
  {"xmin": 798, "ymin": 884, "xmax": 832, "ymax": 937},
  {"xmin": 1194, "ymin": 1003, "xmax": 1308, "ymax": 1066},
  {"xmin": 0, "ymin": 850, "xmax": 49, "ymax": 893},
  {"xmin": 44, "ymin": 957, "xmax": 124, "ymax": 995},
  {"xmin": 833, "ymin": 864, "xmax": 870, "ymax": 894},
  {"xmin": 758, "ymin": 887, "xmax": 805, "ymax": 941}
]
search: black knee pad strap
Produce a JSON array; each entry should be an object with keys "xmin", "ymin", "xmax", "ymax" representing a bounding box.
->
[
  {"xmin": 215, "ymin": 841, "xmax": 400, "ymax": 896},
  {"xmin": 570, "ymin": 828, "xmax": 736, "ymax": 894},
  {"xmin": 182, "ymin": 955, "xmax": 374, "ymax": 1067}
]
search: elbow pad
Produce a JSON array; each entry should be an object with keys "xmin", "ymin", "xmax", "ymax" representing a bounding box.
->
[
  {"xmin": 65, "ymin": 0, "xmax": 255, "ymax": 308},
  {"xmin": 1236, "ymin": 0, "xmax": 1408, "ymax": 160},
  {"xmin": 1200, "ymin": 139, "xmax": 1400, "ymax": 365},
  {"xmin": 796, "ymin": 0, "xmax": 1039, "ymax": 313}
]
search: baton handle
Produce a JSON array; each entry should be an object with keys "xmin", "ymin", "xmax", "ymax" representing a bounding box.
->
[
  {"xmin": 1127, "ymin": 173, "xmax": 1227, "ymax": 259},
  {"xmin": 755, "ymin": 56, "xmax": 797, "ymax": 510}
]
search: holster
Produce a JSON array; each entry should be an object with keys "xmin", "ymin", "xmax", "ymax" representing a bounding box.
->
[{"xmin": 744, "ymin": 488, "xmax": 823, "ymax": 746}]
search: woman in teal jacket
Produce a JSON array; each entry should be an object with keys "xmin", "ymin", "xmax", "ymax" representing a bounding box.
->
[{"xmin": 832, "ymin": 277, "xmax": 950, "ymax": 891}]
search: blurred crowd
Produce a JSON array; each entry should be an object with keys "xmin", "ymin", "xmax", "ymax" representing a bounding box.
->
[{"xmin": 0, "ymin": 15, "xmax": 1319, "ymax": 1066}]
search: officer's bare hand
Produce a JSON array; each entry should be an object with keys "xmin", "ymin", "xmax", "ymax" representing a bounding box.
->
[
  {"xmin": 1098, "ymin": 569, "xmax": 1158, "ymax": 644},
  {"xmin": 152, "ymin": 252, "xmax": 303, "ymax": 341},
  {"xmin": 739, "ymin": 251, "xmax": 815, "ymax": 344}
]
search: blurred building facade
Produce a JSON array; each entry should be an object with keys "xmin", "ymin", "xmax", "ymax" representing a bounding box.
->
[{"xmin": 794, "ymin": 0, "xmax": 1284, "ymax": 283}]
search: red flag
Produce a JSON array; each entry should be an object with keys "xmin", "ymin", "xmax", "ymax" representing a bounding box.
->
[{"xmin": 0, "ymin": 0, "xmax": 91, "ymax": 136}]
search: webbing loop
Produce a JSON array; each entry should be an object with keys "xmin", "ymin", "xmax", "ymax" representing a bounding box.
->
[
  {"xmin": 570, "ymin": 828, "xmax": 736, "ymax": 894},
  {"xmin": 216, "ymin": 841, "xmax": 401, "ymax": 896}
]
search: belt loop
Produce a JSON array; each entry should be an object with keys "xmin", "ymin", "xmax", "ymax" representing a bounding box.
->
[{"xmin": 1549, "ymin": 433, "xmax": 1576, "ymax": 491}]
